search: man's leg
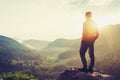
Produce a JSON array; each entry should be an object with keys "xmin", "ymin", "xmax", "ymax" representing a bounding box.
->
[
  {"xmin": 88, "ymin": 42, "xmax": 94, "ymax": 72},
  {"xmin": 79, "ymin": 41, "xmax": 88, "ymax": 69}
]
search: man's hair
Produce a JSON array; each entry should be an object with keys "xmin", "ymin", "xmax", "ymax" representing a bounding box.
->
[{"xmin": 85, "ymin": 11, "xmax": 92, "ymax": 17}]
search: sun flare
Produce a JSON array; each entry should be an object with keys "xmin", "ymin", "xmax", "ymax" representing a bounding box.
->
[{"xmin": 94, "ymin": 15, "xmax": 120, "ymax": 29}]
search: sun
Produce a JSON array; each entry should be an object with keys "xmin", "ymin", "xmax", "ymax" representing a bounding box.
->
[{"xmin": 94, "ymin": 15, "xmax": 120, "ymax": 29}]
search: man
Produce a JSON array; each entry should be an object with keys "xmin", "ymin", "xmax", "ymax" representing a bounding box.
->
[{"xmin": 79, "ymin": 11, "xmax": 99, "ymax": 73}]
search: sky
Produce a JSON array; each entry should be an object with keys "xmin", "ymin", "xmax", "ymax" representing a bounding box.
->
[{"xmin": 0, "ymin": 0, "xmax": 120, "ymax": 41}]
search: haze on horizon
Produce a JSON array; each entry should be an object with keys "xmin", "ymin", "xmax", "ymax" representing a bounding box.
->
[{"xmin": 0, "ymin": 0, "xmax": 120, "ymax": 41}]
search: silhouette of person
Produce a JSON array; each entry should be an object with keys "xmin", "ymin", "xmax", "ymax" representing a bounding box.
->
[{"xmin": 79, "ymin": 11, "xmax": 99, "ymax": 73}]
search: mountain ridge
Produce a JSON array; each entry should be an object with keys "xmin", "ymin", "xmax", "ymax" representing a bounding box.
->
[{"xmin": 22, "ymin": 39, "xmax": 50, "ymax": 50}]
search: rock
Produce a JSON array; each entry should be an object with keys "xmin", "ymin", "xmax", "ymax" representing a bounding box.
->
[{"xmin": 57, "ymin": 69, "xmax": 117, "ymax": 80}]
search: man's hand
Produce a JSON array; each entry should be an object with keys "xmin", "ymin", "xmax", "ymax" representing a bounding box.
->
[{"xmin": 93, "ymin": 33, "xmax": 99, "ymax": 40}]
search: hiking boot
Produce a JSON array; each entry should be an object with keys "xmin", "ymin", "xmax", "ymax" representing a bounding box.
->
[
  {"xmin": 78, "ymin": 68, "xmax": 88, "ymax": 73},
  {"xmin": 88, "ymin": 68, "xmax": 94, "ymax": 73}
]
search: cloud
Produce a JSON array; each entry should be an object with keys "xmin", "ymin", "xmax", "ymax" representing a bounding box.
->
[{"xmin": 89, "ymin": 0, "xmax": 113, "ymax": 6}]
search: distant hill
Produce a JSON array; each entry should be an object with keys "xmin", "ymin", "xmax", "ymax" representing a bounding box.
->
[
  {"xmin": 22, "ymin": 38, "xmax": 80, "ymax": 54},
  {"xmin": 43, "ymin": 38, "xmax": 80, "ymax": 53},
  {"xmin": 22, "ymin": 39, "xmax": 50, "ymax": 50}
]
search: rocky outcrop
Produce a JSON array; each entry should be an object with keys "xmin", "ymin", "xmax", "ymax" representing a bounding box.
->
[{"xmin": 57, "ymin": 69, "xmax": 117, "ymax": 80}]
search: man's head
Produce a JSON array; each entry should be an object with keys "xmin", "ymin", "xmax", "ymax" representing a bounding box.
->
[{"xmin": 85, "ymin": 11, "xmax": 92, "ymax": 20}]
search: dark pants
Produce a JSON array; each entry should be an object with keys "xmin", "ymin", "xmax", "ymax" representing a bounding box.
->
[{"xmin": 80, "ymin": 40, "xmax": 95, "ymax": 69}]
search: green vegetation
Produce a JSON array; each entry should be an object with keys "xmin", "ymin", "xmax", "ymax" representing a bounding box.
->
[{"xmin": 0, "ymin": 72, "xmax": 38, "ymax": 80}]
